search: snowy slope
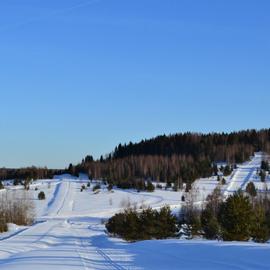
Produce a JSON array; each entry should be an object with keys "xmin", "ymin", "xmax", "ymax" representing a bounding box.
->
[
  {"xmin": 223, "ymin": 152, "xmax": 270, "ymax": 197},
  {"xmin": 0, "ymin": 162, "xmax": 270, "ymax": 269}
]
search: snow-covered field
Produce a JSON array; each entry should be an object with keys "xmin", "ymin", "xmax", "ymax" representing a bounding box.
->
[{"xmin": 0, "ymin": 153, "xmax": 270, "ymax": 269}]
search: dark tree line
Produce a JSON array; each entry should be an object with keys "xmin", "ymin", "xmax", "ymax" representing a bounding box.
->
[
  {"xmin": 75, "ymin": 155, "xmax": 213, "ymax": 189},
  {"xmin": 71, "ymin": 129, "xmax": 270, "ymax": 187},
  {"xmin": 0, "ymin": 167, "xmax": 64, "ymax": 181},
  {"xmin": 113, "ymin": 129, "xmax": 270, "ymax": 162}
]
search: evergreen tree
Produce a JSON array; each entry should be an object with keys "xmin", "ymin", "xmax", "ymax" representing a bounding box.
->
[
  {"xmin": 38, "ymin": 191, "xmax": 46, "ymax": 200},
  {"xmin": 201, "ymin": 187, "xmax": 222, "ymax": 239},
  {"xmin": 251, "ymin": 204, "xmax": 269, "ymax": 243},
  {"xmin": 146, "ymin": 181, "xmax": 155, "ymax": 192},
  {"xmin": 260, "ymin": 170, "xmax": 266, "ymax": 182},
  {"xmin": 156, "ymin": 206, "xmax": 178, "ymax": 239},
  {"xmin": 219, "ymin": 192, "xmax": 254, "ymax": 241},
  {"xmin": 68, "ymin": 163, "xmax": 75, "ymax": 175},
  {"xmin": 213, "ymin": 164, "xmax": 218, "ymax": 176},
  {"xmin": 246, "ymin": 182, "xmax": 257, "ymax": 197},
  {"xmin": 139, "ymin": 208, "xmax": 157, "ymax": 240},
  {"xmin": 261, "ymin": 160, "xmax": 269, "ymax": 171},
  {"xmin": 221, "ymin": 178, "xmax": 226, "ymax": 185},
  {"xmin": 181, "ymin": 206, "xmax": 201, "ymax": 238},
  {"xmin": 107, "ymin": 183, "xmax": 113, "ymax": 191},
  {"xmin": 223, "ymin": 165, "xmax": 232, "ymax": 176},
  {"xmin": 13, "ymin": 179, "xmax": 20, "ymax": 186},
  {"xmin": 201, "ymin": 207, "xmax": 220, "ymax": 239}
]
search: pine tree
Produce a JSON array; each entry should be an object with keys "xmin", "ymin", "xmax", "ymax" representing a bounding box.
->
[
  {"xmin": 201, "ymin": 207, "xmax": 220, "ymax": 240},
  {"xmin": 261, "ymin": 161, "xmax": 269, "ymax": 171},
  {"xmin": 219, "ymin": 192, "xmax": 254, "ymax": 241},
  {"xmin": 146, "ymin": 181, "xmax": 155, "ymax": 192},
  {"xmin": 223, "ymin": 165, "xmax": 232, "ymax": 176},
  {"xmin": 38, "ymin": 191, "xmax": 46, "ymax": 200},
  {"xmin": 156, "ymin": 206, "xmax": 177, "ymax": 239},
  {"xmin": 251, "ymin": 204, "xmax": 269, "ymax": 243},
  {"xmin": 221, "ymin": 178, "xmax": 226, "ymax": 185},
  {"xmin": 140, "ymin": 208, "xmax": 157, "ymax": 240},
  {"xmin": 246, "ymin": 182, "xmax": 257, "ymax": 197},
  {"xmin": 260, "ymin": 170, "xmax": 266, "ymax": 182},
  {"xmin": 201, "ymin": 187, "xmax": 222, "ymax": 239}
]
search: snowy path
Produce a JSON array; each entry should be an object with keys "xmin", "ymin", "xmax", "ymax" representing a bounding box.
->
[{"xmin": 0, "ymin": 180, "xmax": 138, "ymax": 269}]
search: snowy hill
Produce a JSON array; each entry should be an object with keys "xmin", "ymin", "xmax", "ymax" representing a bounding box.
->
[{"xmin": 0, "ymin": 154, "xmax": 270, "ymax": 269}]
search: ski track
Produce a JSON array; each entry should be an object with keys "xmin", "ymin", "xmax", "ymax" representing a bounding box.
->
[
  {"xmin": 0, "ymin": 179, "xmax": 136, "ymax": 269},
  {"xmin": 224, "ymin": 153, "xmax": 263, "ymax": 197}
]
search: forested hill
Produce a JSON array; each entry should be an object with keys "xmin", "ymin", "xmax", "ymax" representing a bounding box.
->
[
  {"xmin": 71, "ymin": 129, "xmax": 270, "ymax": 189},
  {"xmin": 113, "ymin": 129, "xmax": 270, "ymax": 160}
]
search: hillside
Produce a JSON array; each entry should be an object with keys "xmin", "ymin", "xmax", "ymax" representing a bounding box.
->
[{"xmin": 73, "ymin": 129, "xmax": 270, "ymax": 187}]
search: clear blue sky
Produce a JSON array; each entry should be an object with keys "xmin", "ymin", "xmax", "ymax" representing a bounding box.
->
[{"xmin": 0, "ymin": 0, "xmax": 269, "ymax": 168}]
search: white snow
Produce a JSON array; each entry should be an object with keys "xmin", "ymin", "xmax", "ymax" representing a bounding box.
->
[
  {"xmin": 223, "ymin": 152, "xmax": 270, "ymax": 197},
  {"xmin": 0, "ymin": 153, "xmax": 270, "ymax": 269}
]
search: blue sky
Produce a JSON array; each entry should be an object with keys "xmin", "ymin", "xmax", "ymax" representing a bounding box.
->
[{"xmin": 0, "ymin": 0, "xmax": 269, "ymax": 168}]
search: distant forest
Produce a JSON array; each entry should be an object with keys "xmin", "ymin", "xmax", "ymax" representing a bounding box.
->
[
  {"xmin": 71, "ymin": 129, "xmax": 270, "ymax": 189},
  {"xmin": 0, "ymin": 167, "xmax": 63, "ymax": 181},
  {"xmin": 1, "ymin": 129, "xmax": 270, "ymax": 187}
]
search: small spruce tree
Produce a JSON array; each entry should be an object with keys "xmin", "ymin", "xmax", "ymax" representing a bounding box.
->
[
  {"xmin": 38, "ymin": 191, "xmax": 46, "ymax": 200},
  {"xmin": 246, "ymin": 182, "xmax": 257, "ymax": 197},
  {"xmin": 219, "ymin": 192, "xmax": 254, "ymax": 241},
  {"xmin": 260, "ymin": 170, "xmax": 266, "ymax": 182},
  {"xmin": 146, "ymin": 181, "xmax": 155, "ymax": 192},
  {"xmin": 201, "ymin": 207, "xmax": 220, "ymax": 240},
  {"xmin": 251, "ymin": 204, "xmax": 269, "ymax": 243},
  {"xmin": 261, "ymin": 161, "xmax": 269, "ymax": 171},
  {"xmin": 223, "ymin": 165, "xmax": 232, "ymax": 176}
]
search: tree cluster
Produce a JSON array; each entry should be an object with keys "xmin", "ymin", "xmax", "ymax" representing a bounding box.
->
[
  {"xmin": 106, "ymin": 206, "xmax": 177, "ymax": 241},
  {"xmin": 182, "ymin": 190, "xmax": 270, "ymax": 243}
]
